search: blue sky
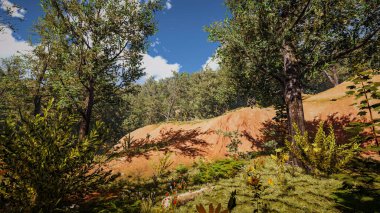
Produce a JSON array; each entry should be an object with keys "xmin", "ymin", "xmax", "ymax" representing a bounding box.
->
[{"xmin": 0, "ymin": 0, "xmax": 227, "ymax": 79}]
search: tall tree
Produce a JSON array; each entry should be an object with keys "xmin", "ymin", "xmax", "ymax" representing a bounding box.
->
[
  {"xmin": 37, "ymin": 0, "xmax": 160, "ymax": 139},
  {"xmin": 207, "ymin": 0, "xmax": 380, "ymax": 138}
]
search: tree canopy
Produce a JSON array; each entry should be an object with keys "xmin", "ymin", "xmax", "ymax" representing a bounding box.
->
[
  {"xmin": 207, "ymin": 0, "xmax": 380, "ymax": 137},
  {"xmin": 123, "ymin": 69, "xmax": 247, "ymax": 132},
  {"xmin": 34, "ymin": 0, "xmax": 161, "ymax": 140}
]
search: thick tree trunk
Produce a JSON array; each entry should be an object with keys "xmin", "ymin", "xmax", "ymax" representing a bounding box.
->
[
  {"xmin": 283, "ymin": 44, "xmax": 306, "ymax": 135},
  {"xmin": 283, "ymin": 43, "xmax": 306, "ymax": 167},
  {"xmin": 79, "ymin": 78, "xmax": 95, "ymax": 140},
  {"xmin": 284, "ymin": 75, "xmax": 306, "ymax": 135}
]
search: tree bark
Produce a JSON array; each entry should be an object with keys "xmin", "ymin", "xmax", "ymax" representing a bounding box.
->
[
  {"xmin": 79, "ymin": 78, "xmax": 95, "ymax": 140},
  {"xmin": 323, "ymin": 65, "xmax": 339, "ymax": 87},
  {"xmin": 283, "ymin": 44, "xmax": 306, "ymax": 135},
  {"xmin": 284, "ymin": 75, "xmax": 306, "ymax": 135},
  {"xmin": 283, "ymin": 43, "xmax": 306, "ymax": 167},
  {"xmin": 33, "ymin": 63, "xmax": 47, "ymax": 116}
]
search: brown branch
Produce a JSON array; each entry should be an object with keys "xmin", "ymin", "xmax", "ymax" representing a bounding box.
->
[
  {"xmin": 58, "ymin": 77, "xmax": 86, "ymax": 118},
  {"xmin": 51, "ymin": 0, "xmax": 92, "ymax": 50},
  {"xmin": 331, "ymin": 27, "xmax": 380, "ymax": 61},
  {"xmin": 290, "ymin": 0, "xmax": 312, "ymax": 31}
]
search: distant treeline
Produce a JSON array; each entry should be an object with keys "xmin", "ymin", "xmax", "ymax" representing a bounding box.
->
[
  {"xmin": 122, "ymin": 66, "xmax": 346, "ymax": 132},
  {"xmin": 123, "ymin": 69, "xmax": 248, "ymax": 132}
]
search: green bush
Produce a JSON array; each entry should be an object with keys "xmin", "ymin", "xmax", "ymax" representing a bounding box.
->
[
  {"xmin": 176, "ymin": 164, "xmax": 189, "ymax": 175},
  {"xmin": 217, "ymin": 130, "xmax": 243, "ymax": 156},
  {"xmin": 0, "ymin": 100, "xmax": 118, "ymax": 212},
  {"xmin": 286, "ymin": 121, "xmax": 360, "ymax": 175},
  {"xmin": 262, "ymin": 140, "xmax": 278, "ymax": 153},
  {"xmin": 192, "ymin": 159, "xmax": 245, "ymax": 184}
]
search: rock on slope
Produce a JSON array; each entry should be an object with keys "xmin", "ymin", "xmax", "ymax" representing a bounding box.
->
[{"xmin": 106, "ymin": 77, "xmax": 380, "ymax": 178}]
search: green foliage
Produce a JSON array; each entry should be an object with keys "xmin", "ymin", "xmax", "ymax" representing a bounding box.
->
[
  {"xmin": 33, "ymin": 0, "xmax": 161, "ymax": 142},
  {"xmin": 286, "ymin": 122, "xmax": 360, "ymax": 175},
  {"xmin": 86, "ymin": 199, "xmax": 141, "ymax": 213},
  {"xmin": 331, "ymin": 158, "xmax": 380, "ymax": 212},
  {"xmin": 262, "ymin": 140, "xmax": 278, "ymax": 153},
  {"xmin": 121, "ymin": 133, "xmax": 134, "ymax": 152},
  {"xmin": 304, "ymin": 62, "xmax": 353, "ymax": 94},
  {"xmin": 123, "ymin": 70, "xmax": 246, "ymax": 132},
  {"xmin": 207, "ymin": 0, "xmax": 380, "ymax": 137},
  {"xmin": 270, "ymin": 150, "xmax": 290, "ymax": 186},
  {"xmin": 346, "ymin": 68, "xmax": 380, "ymax": 146},
  {"xmin": 175, "ymin": 156, "xmax": 344, "ymax": 212},
  {"xmin": 207, "ymin": 0, "xmax": 380, "ymax": 102},
  {"xmin": 0, "ymin": 100, "xmax": 117, "ymax": 212},
  {"xmin": 0, "ymin": 56, "xmax": 34, "ymax": 120},
  {"xmin": 152, "ymin": 151, "xmax": 174, "ymax": 178},
  {"xmin": 175, "ymin": 164, "xmax": 189, "ymax": 175},
  {"xmin": 246, "ymin": 164, "xmax": 268, "ymax": 212},
  {"xmin": 191, "ymin": 159, "xmax": 245, "ymax": 184},
  {"xmin": 217, "ymin": 130, "xmax": 243, "ymax": 156}
]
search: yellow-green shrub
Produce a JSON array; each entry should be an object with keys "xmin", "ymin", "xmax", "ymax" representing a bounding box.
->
[
  {"xmin": 286, "ymin": 121, "xmax": 359, "ymax": 175},
  {"xmin": 0, "ymin": 100, "xmax": 117, "ymax": 211}
]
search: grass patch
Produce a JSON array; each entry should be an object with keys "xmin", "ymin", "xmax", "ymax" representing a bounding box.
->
[
  {"xmin": 79, "ymin": 156, "xmax": 380, "ymax": 213},
  {"xmin": 331, "ymin": 157, "xmax": 380, "ymax": 212},
  {"xmin": 191, "ymin": 159, "xmax": 246, "ymax": 184},
  {"xmin": 176, "ymin": 157, "xmax": 342, "ymax": 213}
]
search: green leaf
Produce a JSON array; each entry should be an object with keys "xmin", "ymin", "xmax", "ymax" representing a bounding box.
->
[{"xmin": 275, "ymin": 148, "xmax": 283, "ymax": 153}]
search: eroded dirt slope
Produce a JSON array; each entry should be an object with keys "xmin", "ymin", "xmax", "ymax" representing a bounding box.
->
[{"xmin": 107, "ymin": 76, "xmax": 380, "ymax": 178}]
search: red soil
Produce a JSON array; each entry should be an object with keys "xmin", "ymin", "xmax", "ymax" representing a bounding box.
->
[{"xmin": 106, "ymin": 77, "xmax": 380, "ymax": 178}]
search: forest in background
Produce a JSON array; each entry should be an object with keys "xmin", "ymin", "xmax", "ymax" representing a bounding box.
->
[
  {"xmin": 124, "ymin": 64, "xmax": 355, "ymax": 132},
  {"xmin": 1, "ymin": 0, "xmax": 380, "ymax": 212}
]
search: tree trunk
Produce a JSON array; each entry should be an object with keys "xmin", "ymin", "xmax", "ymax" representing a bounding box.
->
[
  {"xmin": 284, "ymin": 75, "xmax": 306, "ymax": 135},
  {"xmin": 323, "ymin": 65, "xmax": 339, "ymax": 87},
  {"xmin": 79, "ymin": 78, "xmax": 95, "ymax": 140},
  {"xmin": 33, "ymin": 59, "xmax": 48, "ymax": 116},
  {"xmin": 283, "ymin": 43, "xmax": 306, "ymax": 167},
  {"xmin": 283, "ymin": 44, "xmax": 306, "ymax": 135},
  {"xmin": 33, "ymin": 95, "xmax": 42, "ymax": 116}
]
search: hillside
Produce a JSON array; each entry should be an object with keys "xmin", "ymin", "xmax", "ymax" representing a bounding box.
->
[{"xmin": 107, "ymin": 77, "xmax": 380, "ymax": 178}]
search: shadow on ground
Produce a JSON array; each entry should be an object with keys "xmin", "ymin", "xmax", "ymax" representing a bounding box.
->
[
  {"xmin": 248, "ymin": 113, "xmax": 367, "ymax": 149},
  {"xmin": 113, "ymin": 128, "xmax": 210, "ymax": 161},
  {"xmin": 332, "ymin": 158, "xmax": 380, "ymax": 213}
]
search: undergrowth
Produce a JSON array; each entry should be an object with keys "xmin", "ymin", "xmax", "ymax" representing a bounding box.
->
[
  {"xmin": 191, "ymin": 159, "xmax": 245, "ymax": 184},
  {"xmin": 78, "ymin": 156, "xmax": 380, "ymax": 213},
  {"xmin": 176, "ymin": 156, "xmax": 343, "ymax": 213}
]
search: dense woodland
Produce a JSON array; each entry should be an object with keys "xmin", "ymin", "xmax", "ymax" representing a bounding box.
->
[
  {"xmin": 1, "ymin": 0, "xmax": 380, "ymax": 212},
  {"xmin": 123, "ymin": 64, "xmax": 356, "ymax": 132}
]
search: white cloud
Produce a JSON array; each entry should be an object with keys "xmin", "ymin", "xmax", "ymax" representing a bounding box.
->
[
  {"xmin": 202, "ymin": 56, "xmax": 220, "ymax": 71},
  {"xmin": 1, "ymin": 0, "xmax": 26, "ymax": 19},
  {"xmin": 141, "ymin": 54, "xmax": 180, "ymax": 80},
  {"xmin": 0, "ymin": 26, "xmax": 33, "ymax": 59},
  {"xmin": 166, "ymin": 0, "xmax": 172, "ymax": 10}
]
